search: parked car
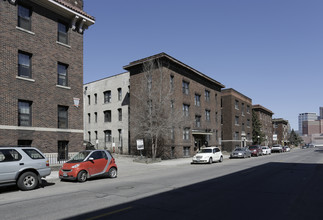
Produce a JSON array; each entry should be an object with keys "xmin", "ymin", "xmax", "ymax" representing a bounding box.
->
[
  {"xmin": 0, "ymin": 146, "xmax": 51, "ymax": 191},
  {"xmin": 283, "ymin": 146, "xmax": 291, "ymax": 152},
  {"xmin": 261, "ymin": 146, "xmax": 271, "ymax": 155},
  {"xmin": 230, "ymin": 147, "xmax": 251, "ymax": 158},
  {"xmin": 247, "ymin": 145, "xmax": 263, "ymax": 156},
  {"xmin": 59, "ymin": 150, "xmax": 117, "ymax": 182},
  {"xmin": 192, "ymin": 147, "xmax": 223, "ymax": 164},
  {"xmin": 272, "ymin": 144, "xmax": 283, "ymax": 153}
]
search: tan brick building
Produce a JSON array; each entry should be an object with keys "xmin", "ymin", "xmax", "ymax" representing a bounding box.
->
[
  {"xmin": 221, "ymin": 88, "xmax": 253, "ymax": 152},
  {"xmin": 124, "ymin": 53, "xmax": 224, "ymax": 158},
  {"xmin": 0, "ymin": 0, "xmax": 94, "ymax": 159}
]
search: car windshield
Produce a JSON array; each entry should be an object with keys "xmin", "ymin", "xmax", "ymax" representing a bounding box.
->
[
  {"xmin": 248, "ymin": 146, "xmax": 257, "ymax": 149},
  {"xmin": 234, "ymin": 148, "xmax": 243, "ymax": 151},
  {"xmin": 200, "ymin": 149, "xmax": 212, "ymax": 153},
  {"xmin": 67, "ymin": 151, "xmax": 91, "ymax": 163}
]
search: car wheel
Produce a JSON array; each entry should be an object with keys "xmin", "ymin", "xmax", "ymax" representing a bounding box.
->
[
  {"xmin": 209, "ymin": 158, "xmax": 213, "ymax": 164},
  {"xmin": 77, "ymin": 170, "xmax": 87, "ymax": 182},
  {"xmin": 219, "ymin": 156, "xmax": 223, "ymax": 162},
  {"xmin": 17, "ymin": 172, "xmax": 38, "ymax": 191},
  {"xmin": 108, "ymin": 167, "xmax": 117, "ymax": 178}
]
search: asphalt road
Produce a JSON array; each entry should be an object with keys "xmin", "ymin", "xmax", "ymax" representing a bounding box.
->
[{"xmin": 1, "ymin": 147, "xmax": 322, "ymax": 220}]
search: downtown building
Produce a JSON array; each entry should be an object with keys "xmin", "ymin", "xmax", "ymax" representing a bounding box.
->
[
  {"xmin": 221, "ymin": 88, "xmax": 253, "ymax": 152},
  {"xmin": 252, "ymin": 104, "xmax": 274, "ymax": 146},
  {"xmin": 298, "ymin": 112, "xmax": 318, "ymax": 135},
  {"xmin": 0, "ymin": 0, "xmax": 94, "ymax": 159}
]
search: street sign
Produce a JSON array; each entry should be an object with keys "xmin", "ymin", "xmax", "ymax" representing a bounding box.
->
[{"xmin": 136, "ymin": 139, "xmax": 144, "ymax": 150}]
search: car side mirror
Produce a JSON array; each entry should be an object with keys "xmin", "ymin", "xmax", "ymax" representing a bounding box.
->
[{"xmin": 88, "ymin": 157, "xmax": 94, "ymax": 162}]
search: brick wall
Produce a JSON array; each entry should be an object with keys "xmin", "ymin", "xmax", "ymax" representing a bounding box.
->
[{"xmin": 0, "ymin": 1, "xmax": 84, "ymax": 153}]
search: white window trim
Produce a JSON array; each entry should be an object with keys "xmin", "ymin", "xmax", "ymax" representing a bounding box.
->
[
  {"xmin": 16, "ymin": 26, "xmax": 35, "ymax": 35},
  {"xmin": 16, "ymin": 76, "xmax": 35, "ymax": 82}
]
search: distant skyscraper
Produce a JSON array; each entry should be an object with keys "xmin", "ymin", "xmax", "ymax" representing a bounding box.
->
[{"xmin": 298, "ymin": 113, "xmax": 318, "ymax": 135}]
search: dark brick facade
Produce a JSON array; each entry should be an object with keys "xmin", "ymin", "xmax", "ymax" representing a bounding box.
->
[
  {"xmin": 124, "ymin": 53, "xmax": 224, "ymax": 158},
  {"xmin": 0, "ymin": 0, "xmax": 93, "ymax": 153},
  {"xmin": 252, "ymin": 104, "xmax": 274, "ymax": 146},
  {"xmin": 221, "ymin": 88, "xmax": 252, "ymax": 152}
]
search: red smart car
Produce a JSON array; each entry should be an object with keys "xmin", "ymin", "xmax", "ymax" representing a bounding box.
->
[{"xmin": 59, "ymin": 150, "xmax": 117, "ymax": 182}]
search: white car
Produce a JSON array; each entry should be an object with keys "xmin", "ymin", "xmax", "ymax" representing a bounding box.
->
[
  {"xmin": 261, "ymin": 146, "xmax": 271, "ymax": 155},
  {"xmin": 192, "ymin": 147, "xmax": 223, "ymax": 164}
]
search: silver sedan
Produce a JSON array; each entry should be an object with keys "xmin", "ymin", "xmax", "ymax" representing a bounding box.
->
[{"xmin": 230, "ymin": 147, "xmax": 251, "ymax": 159}]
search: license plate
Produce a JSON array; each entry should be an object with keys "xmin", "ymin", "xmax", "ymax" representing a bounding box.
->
[{"xmin": 63, "ymin": 173, "xmax": 67, "ymax": 177}]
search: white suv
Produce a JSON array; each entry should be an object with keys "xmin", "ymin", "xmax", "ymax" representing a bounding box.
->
[
  {"xmin": 0, "ymin": 146, "xmax": 51, "ymax": 191},
  {"xmin": 192, "ymin": 147, "xmax": 223, "ymax": 164}
]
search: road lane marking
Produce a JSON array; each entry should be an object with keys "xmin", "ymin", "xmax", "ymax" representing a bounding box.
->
[{"xmin": 86, "ymin": 206, "xmax": 133, "ymax": 220}]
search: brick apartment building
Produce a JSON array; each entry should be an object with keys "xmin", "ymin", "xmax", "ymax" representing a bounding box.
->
[
  {"xmin": 221, "ymin": 88, "xmax": 252, "ymax": 152},
  {"xmin": 83, "ymin": 72, "xmax": 130, "ymax": 154},
  {"xmin": 0, "ymin": 0, "xmax": 94, "ymax": 158},
  {"xmin": 272, "ymin": 118, "xmax": 289, "ymax": 146},
  {"xmin": 252, "ymin": 104, "xmax": 274, "ymax": 146},
  {"xmin": 124, "ymin": 53, "xmax": 224, "ymax": 158}
]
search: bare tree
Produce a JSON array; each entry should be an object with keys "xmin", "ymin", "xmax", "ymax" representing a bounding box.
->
[{"xmin": 130, "ymin": 59, "xmax": 184, "ymax": 159}]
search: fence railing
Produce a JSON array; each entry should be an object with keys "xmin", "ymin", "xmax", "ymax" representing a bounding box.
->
[{"xmin": 44, "ymin": 153, "xmax": 76, "ymax": 165}]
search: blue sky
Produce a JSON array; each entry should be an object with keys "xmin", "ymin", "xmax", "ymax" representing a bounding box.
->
[{"xmin": 83, "ymin": 0, "xmax": 323, "ymax": 130}]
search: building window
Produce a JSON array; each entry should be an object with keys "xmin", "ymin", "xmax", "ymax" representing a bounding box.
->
[
  {"xmin": 58, "ymin": 105, "xmax": 68, "ymax": 128},
  {"xmin": 235, "ymin": 100, "xmax": 239, "ymax": 110},
  {"xmin": 58, "ymin": 141, "xmax": 68, "ymax": 160},
  {"xmin": 18, "ymin": 5, "xmax": 31, "ymax": 31},
  {"xmin": 183, "ymin": 104, "xmax": 190, "ymax": 117},
  {"xmin": 235, "ymin": 116, "xmax": 239, "ymax": 125},
  {"xmin": 215, "ymin": 112, "xmax": 218, "ymax": 123},
  {"xmin": 57, "ymin": 63, "xmax": 68, "ymax": 86},
  {"xmin": 95, "ymin": 131, "xmax": 98, "ymax": 142},
  {"xmin": 205, "ymin": 90, "xmax": 210, "ymax": 102},
  {"xmin": 94, "ymin": 112, "xmax": 97, "ymax": 123},
  {"xmin": 247, "ymin": 119, "xmax": 250, "ymax": 127},
  {"xmin": 170, "ymin": 100, "xmax": 174, "ymax": 110},
  {"xmin": 88, "ymin": 95, "xmax": 90, "ymax": 105},
  {"xmin": 58, "ymin": 22, "xmax": 68, "ymax": 44},
  {"xmin": 182, "ymin": 81, "xmax": 189, "ymax": 94},
  {"xmin": 88, "ymin": 131, "xmax": 91, "ymax": 142},
  {"xmin": 195, "ymin": 115, "xmax": 201, "ymax": 127},
  {"xmin": 18, "ymin": 140, "xmax": 32, "ymax": 146},
  {"xmin": 241, "ymin": 103, "xmax": 245, "ymax": 116},
  {"xmin": 104, "ymin": 110, "xmax": 111, "ymax": 122},
  {"xmin": 18, "ymin": 51, "xmax": 32, "ymax": 78},
  {"xmin": 170, "ymin": 75, "xmax": 174, "ymax": 91},
  {"xmin": 171, "ymin": 127, "xmax": 175, "ymax": 140},
  {"xmin": 88, "ymin": 113, "xmax": 91, "ymax": 123},
  {"xmin": 104, "ymin": 91, "xmax": 111, "ymax": 103},
  {"xmin": 104, "ymin": 130, "xmax": 112, "ymax": 143},
  {"xmin": 194, "ymin": 94, "xmax": 201, "ymax": 106},
  {"xmin": 183, "ymin": 146, "xmax": 190, "ymax": 157},
  {"xmin": 118, "ymin": 88, "xmax": 122, "ymax": 101},
  {"xmin": 118, "ymin": 129, "xmax": 123, "ymax": 147},
  {"xmin": 118, "ymin": 108, "xmax": 122, "ymax": 121},
  {"xmin": 183, "ymin": 128, "xmax": 190, "ymax": 140},
  {"xmin": 205, "ymin": 110, "xmax": 210, "ymax": 121},
  {"xmin": 94, "ymin": 93, "xmax": 97, "ymax": 104},
  {"xmin": 18, "ymin": 100, "xmax": 32, "ymax": 126},
  {"xmin": 234, "ymin": 132, "xmax": 239, "ymax": 140}
]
